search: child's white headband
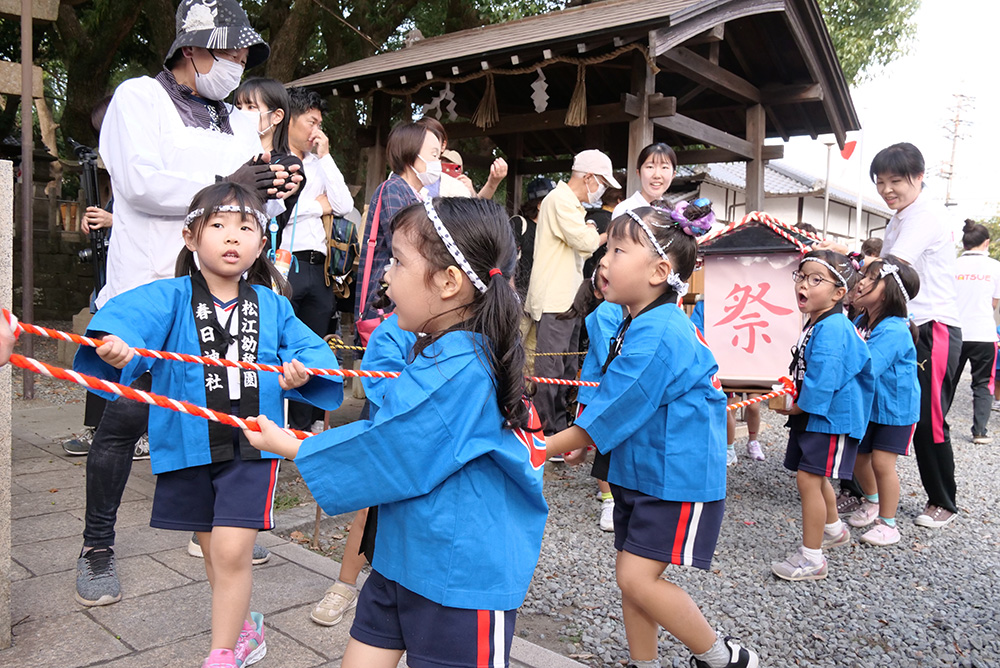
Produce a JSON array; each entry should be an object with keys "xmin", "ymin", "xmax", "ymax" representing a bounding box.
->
[
  {"xmin": 183, "ymin": 205, "xmax": 268, "ymax": 230},
  {"xmin": 422, "ymin": 198, "xmax": 489, "ymax": 294},
  {"xmin": 625, "ymin": 210, "xmax": 688, "ymax": 297}
]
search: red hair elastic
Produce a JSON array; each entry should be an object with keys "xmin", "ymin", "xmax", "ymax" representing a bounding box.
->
[{"xmin": 489, "ymin": 268, "xmax": 502, "ymax": 277}]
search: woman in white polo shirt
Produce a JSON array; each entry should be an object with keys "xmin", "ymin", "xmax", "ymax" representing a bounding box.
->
[
  {"xmin": 611, "ymin": 142, "xmax": 676, "ymax": 218},
  {"xmin": 953, "ymin": 219, "xmax": 1000, "ymax": 444},
  {"xmin": 871, "ymin": 143, "xmax": 962, "ymax": 529}
]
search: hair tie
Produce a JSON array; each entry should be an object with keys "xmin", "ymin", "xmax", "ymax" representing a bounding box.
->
[
  {"xmin": 421, "ymin": 198, "xmax": 489, "ymax": 294},
  {"xmin": 879, "ymin": 262, "xmax": 910, "ymax": 302},
  {"xmin": 489, "ymin": 268, "xmax": 502, "ymax": 278},
  {"xmin": 669, "ymin": 198, "xmax": 715, "ymax": 237},
  {"xmin": 847, "ymin": 251, "xmax": 864, "ymax": 272},
  {"xmin": 184, "ymin": 204, "xmax": 268, "ymax": 230}
]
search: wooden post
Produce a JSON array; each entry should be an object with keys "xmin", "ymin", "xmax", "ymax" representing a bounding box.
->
[
  {"xmin": 364, "ymin": 93, "xmax": 390, "ymax": 207},
  {"xmin": 507, "ymin": 133, "xmax": 523, "ymax": 215},
  {"xmin": 745, "ymin": 104, "xmax": 765, "ymax": 211},
  {"xmin": 626, "ymin": 49, "xmax": 655, "ymax": 195}
]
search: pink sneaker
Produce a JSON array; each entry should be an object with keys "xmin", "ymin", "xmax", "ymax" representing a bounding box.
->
[
  {"xmin": 235, "ymin": 612, "xmax": 267, "ymax": 667},
  {"xmin": 861, "ymin": 519, "xmax": 900, "ymax": 546},
  {"xmin": 202, "ymin": 649, "xmax": 237, "ymax": 668},
  {"xmin": 847, "ymin": 501, "xmax": 880, "ymax": 528}
]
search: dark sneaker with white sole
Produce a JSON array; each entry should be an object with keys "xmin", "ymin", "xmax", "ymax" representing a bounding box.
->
[
  {"xmin": 62, "ymin": 427, "xmax": 95, "ymax": 456},
  {"xmin": 689, "ymin": 636, "xmax": 760, "ymax": 668},
  {"xmin": 75, "ymin": 546, "xmax": 122, "ymax": 606}
]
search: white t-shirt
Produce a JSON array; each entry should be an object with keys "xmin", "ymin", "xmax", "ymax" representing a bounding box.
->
[
  {"xmin": 279, "ymin": 152, "xmax": 354, "ymax": 255},
  {"xmin": 611, "ymin": 190, "xmax": 652, "ymax": 219},
  {"xmin": 954, "ymin": 251, "xmax": 1000, "ymax": 342},
  {"xmin": 881, "ymin": 194, "xmax": 961, "ymax": 328}
]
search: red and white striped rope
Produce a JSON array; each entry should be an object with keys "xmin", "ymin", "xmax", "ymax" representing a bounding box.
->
[
  {"xmin": 727, "ymin": 377, "xmax": 797, "ymax": 412},
  {"xmin": 7, "ymin": 353, "xmax": 314, "ymax": 439}
]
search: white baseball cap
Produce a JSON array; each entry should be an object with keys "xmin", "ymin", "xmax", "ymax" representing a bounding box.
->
[{"xmin": 572, "ymin": 150, "xmax": 621, "ymax": 189}]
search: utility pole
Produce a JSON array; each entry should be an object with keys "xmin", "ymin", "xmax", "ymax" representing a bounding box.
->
[{"xmin": 941, "ymin": 94, "xmax": 974, "ymax": 208}]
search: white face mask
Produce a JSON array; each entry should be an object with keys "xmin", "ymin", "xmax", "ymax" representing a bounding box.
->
[
  {"xmin": 195, "ymin": 57, "xmax": 244, "ymax": 101},
  {"xmin": 415, "ymin": 155, "xmax": 442, "ymax": 186},
  {"xmin": 587, "ymin": 177, "xmax": 607, "ymax": 206}
]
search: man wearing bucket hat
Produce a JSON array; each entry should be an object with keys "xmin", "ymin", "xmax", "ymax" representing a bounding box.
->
[
  {"xmin": 76, "ymin": 0, "xmax": 295, "ymax": 627},
  {"xmin": 525, "ymin": 150, "xmax": 619, "ymax": 436}
]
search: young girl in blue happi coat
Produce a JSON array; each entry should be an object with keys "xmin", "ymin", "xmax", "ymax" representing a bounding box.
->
[
  {"xmin": 75, "ymin": 182, "xmax": 343, "ymax": 668},
  {"xmin": 246, "ymin": 197, "xmax": 548, "ymax": 668},
  {"xmin": 848, "ymin": 255, "xmax": 921, "ymax": 546},
  {"xmin": 772, "ymin": 250, "xmax": 874, "ymax": 582},
  {"xmin": 545, "ymin": 206, "xmax": 758, "ymax": 668}
]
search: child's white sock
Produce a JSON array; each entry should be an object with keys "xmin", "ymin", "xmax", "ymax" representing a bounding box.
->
[
  {"xmin": 825, "ymin": 519, "xmax": 845, "ymax": 535},
  {"xmin": 628, "ymin": 659, "xmax": 660, "ymax": 668},
  {"xmin": 337, "ymin": 578, "xmax": 358, "ymax": 593},
  {"xmin": 801, "ymin": 546, "xmax": 823, "ymax": 564},
  {"xmin": 694, "ymin": 636, "xmax": 730, "ymax": 668}
]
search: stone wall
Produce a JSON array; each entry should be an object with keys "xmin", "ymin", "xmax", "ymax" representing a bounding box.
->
[{"xmin": 12, "ymin": 229, "xmax": 94, "ymax": 321}]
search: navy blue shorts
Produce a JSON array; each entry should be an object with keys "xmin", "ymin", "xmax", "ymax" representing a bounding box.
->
[
  {"xmin": 784, "ymin": 429, "xmax": 859, "ymax": 479},
  {"xmin": 859, "ymin": 422, "xmax": 915, "ymax": 456},
  {"xmin": 150, "ymin": 428, "xmax": 279, "ymax": 532},
  {"xmin": 351, "ymin": 570, "xmax": 516, "ymax": 668},
  {"xmin": 609, "ymin": 484, "xmax": 724, "ymax": 570}
]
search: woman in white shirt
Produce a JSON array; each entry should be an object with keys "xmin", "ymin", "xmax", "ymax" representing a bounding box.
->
[
  {"xmin": 953, "ymin": 219, "xmax": 1000, "ymax": 444},
  {"xmin": 611, "ymin": 143, "xmax": 676, "ymax": 218}
]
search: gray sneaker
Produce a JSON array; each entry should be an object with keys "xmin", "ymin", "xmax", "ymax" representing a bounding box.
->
[
  {"xmin": 63, "ymin": 427, "xmax": 95, "ymax": 456},
  {"xmin": 75, "ymin": 547, "xmax": 122, "ymax": 606},
  {"xmin": 771, "ymin": 547, "xmax": 827, "ymax": 581},
  {"xmin": 188, "ymin": 533, "xmax": 271, "ymax": 564},
  {"xmin": 133, "ymin": 434, "xmax": 150, "ymax": 460}
]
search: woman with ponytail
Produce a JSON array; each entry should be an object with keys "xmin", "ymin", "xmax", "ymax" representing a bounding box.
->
[{"xmin": 245, "ymin": 197, "xmax": 547, "ymax": 668}]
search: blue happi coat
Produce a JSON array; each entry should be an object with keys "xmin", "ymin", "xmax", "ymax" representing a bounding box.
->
[
  {"xmin": 74, "ymin": 277, "xmax": 343, "ymax": 474},
  {"xmin": 295, "ymin": 331, "xmax": 548, "ymax": 611}
]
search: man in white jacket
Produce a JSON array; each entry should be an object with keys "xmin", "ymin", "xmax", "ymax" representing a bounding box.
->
[{"xmin": 76, "ymin": 0, "xmax": 298, "ymax": 608}]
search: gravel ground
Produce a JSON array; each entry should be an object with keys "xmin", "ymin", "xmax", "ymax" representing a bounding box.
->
[
  {"xmin": 520, "ymin": 380, "xmax": 1000, "ymax": 667},
  {"xmin": 16, "ymin": 326, "xmax": 1000, "ymax": 666}
]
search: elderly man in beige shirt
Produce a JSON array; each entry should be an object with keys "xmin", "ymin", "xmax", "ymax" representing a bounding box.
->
[{"xmin": 525, "ymin": 149, "xmax": 619, "ymax": 436}]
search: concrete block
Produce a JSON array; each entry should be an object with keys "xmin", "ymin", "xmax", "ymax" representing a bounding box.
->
[
  {"xmin": 12, "ymin": 454, "xmax": 78, "ymax": 476},
  {"xmin": 0, "ymin": 60, "xmax": 45, "ymax": 97},
  {"xmin": 249, "ymin": 562, "xmax": 336, "ymax": 613},
  {"xmin": 66, "ymin": 498, "xmax": 153, "ymax": 532},
  {"xmin": 1, "ymin": 611, "xmax": 129, "ymax": 667},
  {"xmin": 268, "ymin": 605, "xmax": 354, "ymax": 662},
  {"xmin": 1, "ymin": 158, "xmax": 12, "ymax": 649},
  {"xmin": 11, "ymin": 510, "xmax": 84, "ymax": 545}
]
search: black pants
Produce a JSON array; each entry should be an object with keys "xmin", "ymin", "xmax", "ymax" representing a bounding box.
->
[
  {"xmin": 953, "ymin": 340, "xmax": 998, "ymax": 438},
  {"xmin": 84, "ymin": 373, "xmax": 150, "ymax": 547},
  {"xmin": 533, "ymin": 313, "xmax": 581, "ymax": 435},
  {"xmin": 287, "ymin": 260, "xmax": 334, "ymax": 430},
  {"xmin": 913, "ymin": 321, "xmax": 962, "ymax": 513}
]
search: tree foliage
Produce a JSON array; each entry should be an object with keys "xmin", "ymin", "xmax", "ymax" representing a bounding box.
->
[{"xmin": 817, "ymin": 0, "xmax": 921, "ymax": 85}]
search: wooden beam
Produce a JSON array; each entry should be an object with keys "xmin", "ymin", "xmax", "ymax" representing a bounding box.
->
[
  {"xmin": 364, "ymin": 93, "xmax": 390, "ymax": 205},
  {"xmin": 682, "ymin": 25, "xmax": 725, "ymax": 47},
  {"xmin": 443, "ymin": 102, "xmax": 631, "ymax": 140},
  {"xmin": 623, "ymin": 92, "xmax": 676, "ymax": 119},
  {"xmin": 651, "ymin": 0, "xmax": 784, "ymax": 56},
  {"xmin": 654, "ymin": 113, "xmax": 752, "ymax": 158},
  {"xmin": 657, "ymin": 47, "xmax": 760, "ymax": 104},
  {"xmin": 745, "ymin": 104, "xmax": 766, "ymax": 211},
  {"xmin": 626, "ymin": 48, "xmax": 655, "ymax": 195},
  {"xmin": 674, "ymin": 144, "xmax": 783, "ymax": 165},
  {"xmin": 517, "ymin": 159, "xmax": 573, "ymax": 175},
  {"xmin": 761, "ymin": 83, "xmax": 823, "ymax": 105}
]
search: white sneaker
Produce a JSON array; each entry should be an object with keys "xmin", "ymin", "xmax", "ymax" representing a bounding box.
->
[
  {"xmin": 310, "ymin": 420, "xmax": 325, "ymax": 434},
  {"xmin": 599, "ymin": 498, "xmax": 615, "ymax": 532},
  {"xmin": 726, "ymin": 446, "xmax": 738, "ymax": 467},
  {"xmin": 746, "ymin": 440, "xmax": 765, "ymax": 461},
  {"xmin": 132, "ymin": 434, "xmax": 150, "ymax": 460},
  {"xmin": 847, "ymin": 501, "xmax": 880, "ymax": 528}
]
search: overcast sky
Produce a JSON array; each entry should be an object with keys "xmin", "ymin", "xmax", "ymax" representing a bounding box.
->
[{"xmin": 779, "ymin": 0, "xmax": 999, "ymax": 224}]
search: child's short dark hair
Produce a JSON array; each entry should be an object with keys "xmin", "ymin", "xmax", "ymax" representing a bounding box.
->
[
  {"xmin": 391, "ymin": 197, "xmax": 529, "ymax": 432},
  {"xmin": 861, "ymin": 237, "xmax": 883, "ymax": 257},
  {"xmin": 799, "ymin": 249, "xmax": 860, "ymax": 293},
  {"xmin": 175, "ymin": 182, "xmax": 290, "ymax": 297},
  {"xmin": 870, "ymin": 143, "xmax": 924, "ymax": 182},
  {"xmin": 857, "ymin": 255, "xmax": 920, "ymax": 340},
  {"xmin": 606, "ymin": 206, "xmax": 698, "ymax": 299},
  {"xmin": 962, "ymin": 219, "xmax": 990, "ymax": 250}
]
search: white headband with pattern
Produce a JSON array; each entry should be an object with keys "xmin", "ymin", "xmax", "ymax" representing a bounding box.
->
[
  {"xmin": 802, "ymin": 257, "xmax": 849, "ymax": 287},
  {"xmin": 625, "ymin": 210, "xmax": 688, "ymax": 297},
  {"xmin": 183, "ymin": 205, "xmax": 269, "ymax": 229},
  {"xmin": 423, "ymin": 198, "xmax": 489, "ymax": 294},
  {"xmin": 879, "ymin": 262, "xmax": 910, "ymax": 302}
]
